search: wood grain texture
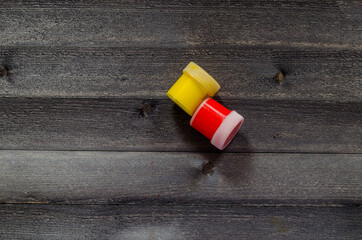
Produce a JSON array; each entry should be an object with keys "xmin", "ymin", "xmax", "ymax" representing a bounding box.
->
[
  {"xmin": 1, "ymin": 98, "xmax": 361, "ymax": 152},
  {"xmin": 0, "ymin": 151, "xmax": 360, "ymax": 204},
  {"xmin": 0, "ymin": 1, "xmax": 361, "ymax": 238},
  {"xmin": 0, "ymin": 0, "xmax": 361, "ymax": 48},
  {"xmin": 0, "ymin": 204, "xmax": 361, "ymax": 240},
  {"xmin": 0, "ymin": 47, "xmax": 361, "ymax": 100}
]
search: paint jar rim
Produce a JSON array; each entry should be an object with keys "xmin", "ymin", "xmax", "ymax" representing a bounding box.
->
[{"xmin": 211, "ymin": 110, "xmax": 244, "ymax": 150}]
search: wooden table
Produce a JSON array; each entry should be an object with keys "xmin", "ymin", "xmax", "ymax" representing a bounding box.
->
[{"xmin": 0, "ymin": 1, "xmax": 361, "ymax": 239}]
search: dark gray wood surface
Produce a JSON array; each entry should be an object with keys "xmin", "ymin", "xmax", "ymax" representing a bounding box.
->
[
  {"xmin": 0, "ymin": 47, "xmax": 361, "ymax": 101},
  {"xmin": 0, "ymin": 0, "xmax": 361, "ymax": 239},
  {"xmin": 1, "ymin": 151, "xmax": 360, "ymax": 204},
  {"xmin": 1, "ymin": 98, "xmax": 361, "ymax": 152},
  {"xmin": 1, "ymin": 1, "xmax": 361, "ymax": 48},
  {"xmin": 0, "ymin": 205, "xmax": 361, "ymax": 240}
]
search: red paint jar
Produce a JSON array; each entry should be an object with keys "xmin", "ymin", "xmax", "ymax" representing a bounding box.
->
[{"xmin": 190, "ymin": 98, "xmax": 244, "ymax": 150}]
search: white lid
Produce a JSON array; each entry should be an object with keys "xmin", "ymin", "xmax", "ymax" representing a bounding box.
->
[{"xmin": 210, "ymin": 111, "xmax": 244, "ymax": 150}]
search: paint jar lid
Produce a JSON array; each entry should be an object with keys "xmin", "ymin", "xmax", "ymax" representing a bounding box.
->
[
  {"xmin": 211, "ymin": 110, "xmax": 244, "ymax": 150},
  {"xmin": 183, "ymin": 62, "xmax": 220, "ymax": 96}
]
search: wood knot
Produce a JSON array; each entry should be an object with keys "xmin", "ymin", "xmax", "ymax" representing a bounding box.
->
[
  {"xmin": 0, "ymin": 65, "xmax": 8, "ymax": 77},
  {"xmin": 202, "ymin": 162, "xmax": 214, "ymax": 175},
  {"xmin": 276, "ymin": 71, "xmax": 284, "ymax": 83},
  {"xmin": 268, "ymin": 217, "xmax": 289, "ymax": 233},
  {"xmin": 273, "ymin": 133, "xmax": 280, "ymax": 139},
  {"xmin": 138, "ymin": 101, "xmax": 157, "ymax": 117}
]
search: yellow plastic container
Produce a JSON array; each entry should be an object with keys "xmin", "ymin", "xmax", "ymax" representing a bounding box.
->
[{"xmin": 167, "ymin": 62, "xmax": 220, "ymax": 116}]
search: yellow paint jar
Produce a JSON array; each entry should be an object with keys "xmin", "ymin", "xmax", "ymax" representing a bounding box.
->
[{"xmin": 167, "ymin": 62, "xmax": 220, "ymax": 116}]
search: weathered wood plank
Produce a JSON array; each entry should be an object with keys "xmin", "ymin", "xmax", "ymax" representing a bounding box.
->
[
  {"xmin": 0, "ymin": 47, "xmax": 361, "ymax": 100},
  {"xmin": 0, "ymin": 98, "xmax": 360, "ymax": 152},
  {"xmin": 0, "ymin": 1, "xmax": 360, "ymax": 48},
  {"xmin": 0, "ymin": 151, "xmax": 360, "ymax": 204},
  {"xmin": 0, "ymin": 204, "xmax": 360, "ymax": 240}
]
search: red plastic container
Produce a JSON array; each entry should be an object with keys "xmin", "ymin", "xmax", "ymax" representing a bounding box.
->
[{"xmin": 190, "ymin": 98, "xmax": 244, "ymax": 150}]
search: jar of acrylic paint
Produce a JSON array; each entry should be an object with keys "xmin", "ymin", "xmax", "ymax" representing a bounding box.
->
[
  {"xmin": 167, "ymin": 62, "xmax": 220, "ymax": 116},
  {"xmin": 190, "ymin": 98, "xmax": 244, "ymax": 150}
]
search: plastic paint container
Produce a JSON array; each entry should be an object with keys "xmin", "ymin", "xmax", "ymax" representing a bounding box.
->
[
  {"xmin": 190, "ymin": 98, "xmax": 244, "ymax": 150},
  {"xmin": 167, "ymin": 62, "xmax": 220, "ymax": 116}
]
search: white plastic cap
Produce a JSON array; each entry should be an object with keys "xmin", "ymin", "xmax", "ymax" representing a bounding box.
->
[{"xmin": 210, "ymin": 111, "xmax": 244, "ymax": 150}]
